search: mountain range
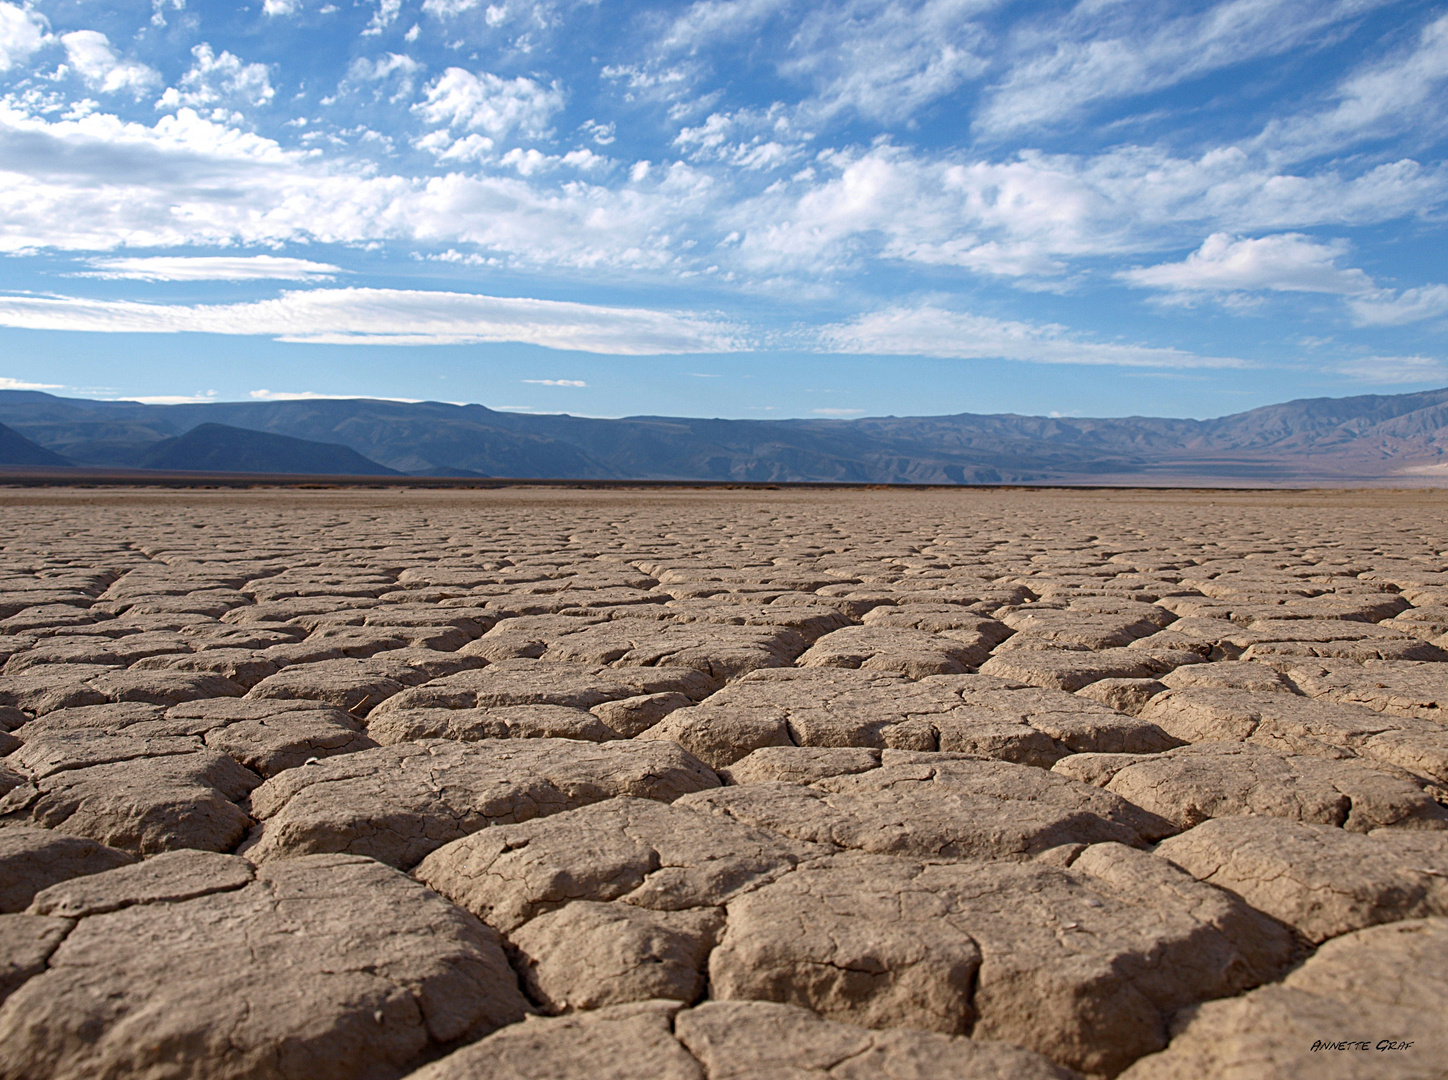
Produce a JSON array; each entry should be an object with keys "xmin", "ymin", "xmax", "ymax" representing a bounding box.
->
[{"xmin": 2, "ymin": 386, "xmax": 1447, "ymax": 485}]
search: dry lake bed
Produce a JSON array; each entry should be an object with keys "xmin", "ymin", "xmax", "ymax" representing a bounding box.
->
[{"xmin": 0, "ymin": 485, "xmax": 1445, "ymax": 1080}]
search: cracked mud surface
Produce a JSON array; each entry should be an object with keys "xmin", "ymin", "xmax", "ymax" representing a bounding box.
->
[{"xmin": 0, "ymin": 485, "xmax": 1446, "ymax": 1080}]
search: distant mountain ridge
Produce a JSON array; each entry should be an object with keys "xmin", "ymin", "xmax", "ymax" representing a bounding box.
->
[
  {"xmin": 1, "ymin": 387, "xmax": 1446, "ymax": 484},
  {"xmin": 137, "ymin": 423, "xmax": 397, "ymax": 476},
  {"xmin": 0, "ymin": 421, "xmax": 73, "ymax": 467}
]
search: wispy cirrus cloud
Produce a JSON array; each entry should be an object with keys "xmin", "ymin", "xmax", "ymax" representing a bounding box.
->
[
  {"xmin": 1260, "ymin": 11, "xmax": 1448, "ymax": 162},
  {"xmin": 79, "ymin": 256, "xmax": 343, "ymax": 281},
  {"xmin": 780, "ymin": 0, "xmax": 993, "ymax": 126},
  {"xmin": 0, "ymin": 287, "xmax": 742, "ymax": 353},
  {"xmin": 1333, "ymin": 354, "xmax": 1448, "ymax": 383},
  {"xmin": 1348, "ymin": 284, "xmax": 1448, "ymax": 327},
  {"xmin": 975, "ymin": 0, "xmax": 1395, "ymax": 136},
  {"xmin": 652, "ymin": 0, "xmax": 995, "ymax": 128},
  {"xmin": 818, "ymin": 303, "xmax": 1250, "ymax": 368}
]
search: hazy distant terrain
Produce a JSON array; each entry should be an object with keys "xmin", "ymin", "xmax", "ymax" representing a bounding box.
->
[{"xmin": 2, "ymin": 387, "xmax": 1446, "ymax": 484}]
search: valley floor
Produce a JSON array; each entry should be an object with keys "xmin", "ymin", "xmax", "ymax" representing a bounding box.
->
[{"xmin": 1, "ymin": 486, "xmax": 1445, "ymax": 1080}]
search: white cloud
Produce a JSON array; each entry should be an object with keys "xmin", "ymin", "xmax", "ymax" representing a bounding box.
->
[
  {"xmin": 1261, "ymin": 12, "xmax": 1448, "ymax": 161},
  {"xmin": 364, "ymin": 0, "xmax": 403, "ymax": 36},
  {"xmin": 560, "ymin": 148, "xmax": 607, "ymax": 170},
  {"xmin": 422, "ymin": 248, "xmax": 496, "ymax": 265},
  {"xmin": 0, "ymin": 287, "xmax": 742, "ymax": 353},
  {"xmin": 599, "ymin": 62, "xmax": 690, "ymax": 98},
  {"xmin": 419, "ymin": 136, "xmax": 605, "ymax": 173},
  {"xmin": 414, "ymin": 68, "xmax": 564, "ymax": 138},
  {"xmin": 580, "ymin": 119, "xmax": 615, "ymax": 145},
  {"xmin": 977, "ymin": 0, "xmax": 1394, "ymax": 136},
  {"xmin": 660, "ymin": 0, "xmax": 790, "ymax": 52},
  {"xmin": 421, "ymin": 0, "xmax": 485, "ymax": 16},
  {"xmin": 79, "ymin": 255, "xmax": 343, "ymax": 281},
  {"xmin": 151, "ymin": 0, "xmax": 186, "ymax": 27},
  {"xmin": 348, "ymin": 53, "xmax": 421, "ymax": 81},
  {"xmin": 650, "ymin": 0, "xmax": 1403, "ymax": 139},
  {"xmin": 812, "ymin": 407, "xmax": 864, "ymax": 415},
  {"xmin": 346, "ymin": 52, "xmax": 421, "ymax": 100},
  {"xmin": 61, "ymin": 32, "xmax": 161, "ymax": 96},
  {"xmin": 423, "ymin": 0, "xmax": 561, "ymax": 30},
  {"xmin": 0, "ymin": 375, "xmax": 63, "ymax": 390},
  {"xmin": 653, "ymin": 0, "xmax": 992, "ymax": 127},
  {"xmin": 501, "ymin": 147, "xmax": 550, "ymax": 175},
  {"xmin": 1120, "ymin": 233, "xmax": 1376, "ymax": 296},
  {"xmin": 725, "ymin": 142, "xmax": 1448, "ymax": 280},
  {"xmin": 249, "ymin": 389, "xmax": 423, "ymax": 401},
  {"xmin": 780, "ymin": 0, "xmax": 992, "ymax": 126},
  {"xmin": 0, "ymin": 86, "xmax": 1442, "ymax": 289},
  {"xmin": 262, "ymin": 0, "xmax": 302, "ymax": 16},
  {"xmin": 417, "ymin": 130, "xmax": 495, "ymax": 160},
  {"xmin": 522, "ymin": 378, "xmax": 586, "ymax": 385},
  {"xmin": 1333, "ymin": 355, "xmax": 1448, "ymax": 384},
  {"xmin": 675, "ymin": 107, "xmax": 803, "ymax": 171},
  {"xmin": 0, "ymin": 103, "xmax": 706, "ymax": 270},
  {"xmin": 1348, "ymin": 284, "xmax": 1448, "ymax": 327},
  {"xmin": 818, "ymin": 303, "xmax": 1249, "ymax": 368},
  {"xmin": 0, "ymin": 2, "xmax": 47, "ymax": 73},
  {"xmin": 1122, "ymin": 234, "xmax": 1448, "ymax": 326},
  {"xmin": 160, "ymin": 43, "xmax": 274, "ymax": 110},
  {"xmin": 124, "ymin": 392, "xmax": 219, "ymax": 404}
]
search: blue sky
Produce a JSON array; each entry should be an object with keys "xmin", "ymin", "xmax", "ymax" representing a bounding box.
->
[{"xmin": 0, "ymin": 0, "xmax": 1445, "ymax": 419}]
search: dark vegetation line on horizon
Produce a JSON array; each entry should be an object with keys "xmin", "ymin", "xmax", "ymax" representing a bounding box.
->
[
  {"xmin": 0, "ymin": 386, "xmax": 1446, "ymax": 485},
  {"xmin": 0, "ymin": 466, "xmax": 1358, "ymax": 494}
]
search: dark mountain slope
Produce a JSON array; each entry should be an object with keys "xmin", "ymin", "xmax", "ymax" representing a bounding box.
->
[
  {"xmin": 149, "ymin": 400, "xmax": 617, "ymax": 479},
  {"xmin": 136, "ymin": 424, "xmax": 399, "ymax": 476},
  {"xmin": 0, "ymin": 422, "xmax": 72, "ymax": 466},
  {"xmin": 0, "ymin": 394, "xmax": 178, "ymax": 465}
]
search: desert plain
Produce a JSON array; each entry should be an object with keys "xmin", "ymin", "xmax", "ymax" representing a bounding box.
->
[{"xmin": 0, "ymin": 484, "xmax": 1445, "ymax": 1080}]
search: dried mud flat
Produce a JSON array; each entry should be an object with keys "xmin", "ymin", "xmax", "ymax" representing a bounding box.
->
[{"xmin": 1, "ymin": 485, "xmax": 1446, "ymax": 1080}]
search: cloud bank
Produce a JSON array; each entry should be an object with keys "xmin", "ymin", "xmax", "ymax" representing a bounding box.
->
[{"xmin": 0, "ymin": 288, "xmax": 742, "ymax": 354}]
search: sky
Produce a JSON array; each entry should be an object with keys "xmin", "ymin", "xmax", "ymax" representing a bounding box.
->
[{"xmin": 0, "ymin": 0, "xmax": 1445, "ymax": 420}]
